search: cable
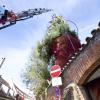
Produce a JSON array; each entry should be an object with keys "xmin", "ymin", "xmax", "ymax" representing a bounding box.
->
[
  {"xmin": 66, "ymin": 19, "xmax": 78, "ymax": 36},
  {"xmin": 66, "ymin": 34, "xmax": 76, "ymax": 52}
]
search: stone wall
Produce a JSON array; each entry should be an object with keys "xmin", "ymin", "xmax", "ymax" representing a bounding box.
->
[
  {"xmin": 63, "ymin": 29, "xmax": 100, "ymax": 87},
  {"xmin": 62, "ymin": 28, "xmax": 100, "ymax": 100},
  {"xmin": 46, "ymin": 26, "xmax": 100, "ymax": 100}
]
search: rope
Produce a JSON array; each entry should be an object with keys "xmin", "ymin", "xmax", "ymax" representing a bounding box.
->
[
  {"xmin": 66, "ymin": 20, "xmax": 78, "ymax": 36},
  {"xmin": 66, "ymin": 34, "xmax": 76, "ymax": 52}
]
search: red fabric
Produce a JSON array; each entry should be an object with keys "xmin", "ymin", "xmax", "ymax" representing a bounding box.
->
[
  {"xmin": 51, "ymin": 34, "xmax": 81, "ymax": 69},
  {"xmin": 0, "ymin": 19, "xmax": 6, "ymax": 24},
  {"xmin": 21, "ymin": 96, "xmax": 24, "ymax": 100},
  {"xmin": 16, "ymin": 94, "xmax": 19, "ymax": 100}
]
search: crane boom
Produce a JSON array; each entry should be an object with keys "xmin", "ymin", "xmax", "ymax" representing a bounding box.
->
[
  {"xmin": 0, "ymin": 8, "xmax": 52, "ymax": 30},
  {"xmin": 16, "ymin": 8, "xmax": 52, "ymax": 21}
]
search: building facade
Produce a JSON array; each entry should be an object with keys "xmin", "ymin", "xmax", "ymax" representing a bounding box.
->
[
  {"xmin": 46, "ymin": 24, "xmax": 100, "ymax": 100},
  {"xmin": 63, "ymin": 25, "xmax": 100, "ymax": 100}
]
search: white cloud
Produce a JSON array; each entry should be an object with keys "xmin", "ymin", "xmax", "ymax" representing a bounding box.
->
[
  {"xmin": 0, "ymin": 47, "xmax": 31, "ymax": 87},
  {"xmin": 44, "ymin": 0, "xmax": 80, "ymax": 16}
]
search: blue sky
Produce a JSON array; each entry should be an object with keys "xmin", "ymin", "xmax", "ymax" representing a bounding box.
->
[{"xmin": 0, "ymin": 0, "xmax": 100, "ymax": 92}]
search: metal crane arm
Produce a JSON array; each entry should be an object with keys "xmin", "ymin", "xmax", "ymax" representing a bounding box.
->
[{"xmin": 0, "ymin": 8, "xmax": 52, "ymax": 30}]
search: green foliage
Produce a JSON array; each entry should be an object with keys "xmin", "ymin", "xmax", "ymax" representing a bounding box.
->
[
  {"xmin": 23, "ymin": 15, "xmax": 77, "ymax": 97},
  {"xmin": 37, "ymin": 15, "xmax": 76, "ymax": 65},
  {"xmin": 23, "ymin": 47, "xmax": 50, "ymax": 97}
]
